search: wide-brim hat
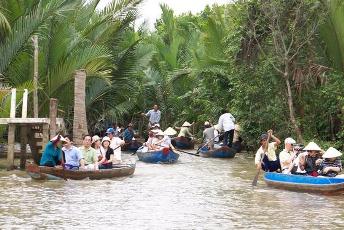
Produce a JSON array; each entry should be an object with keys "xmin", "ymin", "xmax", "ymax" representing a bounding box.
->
[
  {"xmin": 303, "ymin": 141, "xmax": 322, "ymax": 151},
  {"xmin": 156, "ymin": 130, "xmax": 165, "ymax": 136},
  {"xmin": 51, "ymin": 135, "xmax": 67, "ymax": 143},
  {"xmin": 92, "ymin": 135, "xmax": 100, "ymax": 144},
  {"xmin": 204, "ymin": 121, "xmax": 210, "ymax": 126},
  {"xmin": 182, "ymin": 121, "xmax": 191, "ymax": 127},
  {"xmin": 153, "ymin": 123, "xmax": 160, "ymax": 128},
  {"xmin": 164, "ymin": 127, "xmax": 177, "ymax": 136},
  {"xmin": 322, "ymin": 147, "xmax": 342, "ymax": 158},
  {"xmin": 102, "ymin": 136, "xmax": 111, "ymax": 144}
]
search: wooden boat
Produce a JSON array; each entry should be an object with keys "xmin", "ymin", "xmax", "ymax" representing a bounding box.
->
[
  {"xmin": 198, "ymin": 146, "xmax": 237, "ymax": 158},
  {"xmin": 171, "ymin": 136, "xmax": 194, "ymax": 149},
  {"xmin": 136, "ymin": 147, "xmax": 179, "ymax": 164},
  {"xmin": 264, "ymin": 172, "xmax": 344, "ymax": 194},
  {"xmin": 26, "ymin": 163, "xmax": 135, "ymax": 180},
  {"xmin": 122, "ymin": 140, "xmax": 143, "ymax": 152}
]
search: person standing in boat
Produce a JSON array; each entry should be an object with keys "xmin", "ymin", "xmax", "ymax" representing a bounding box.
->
[
  {"xmin": 141, "ymin": 104, "xmax": 161, "ymax": 130},
  {"xmin": 62, "ymin": 135, "xmax": 83, "ymax": 170},
  {"xmin": 177, "ymin": 121, "xmax": 193, "ymax": 141},
  {"xmin": 254, "ymin": 130, "xmax": 281, "ymax": 172},
  {"xmin": 218, "ymin": 109, "xmax": 235, "ymax": 147},
  {"xmin": 319, "ymin": 147, "xmax": 342, "ymax": 177},
  {"xmin": 203, "ymin": 121, "xmax": 215, "ymax": 150},
  {"xmin": 40, "ymin": 135, "xmax": 67, "ymax": 167},
  {"xmin": 109, "ymin": 131, "xmax": 125, "ymax": 164},
  {"xmin": 279, "ymin": 137, "xmax": 296, "ymax": 174},
  {"xmin": 79, "ymin": 135, "xmax": 99, "ymax": 170}
]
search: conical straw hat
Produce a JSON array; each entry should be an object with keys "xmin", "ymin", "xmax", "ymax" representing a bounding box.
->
[
  {"xmin": 303, "ymin": 141, "xmax": 321, "ymax": 151},
  {"xmin": 322, "ymin": 147, "xmax": 342, "ymax": 158},
  {"xmin": 164, "ymin": 127, "xmax": 177, "ymax": 136},
  {"xmin": 182, "ymin": 121, "xmax": 191, "ymax": 127}
]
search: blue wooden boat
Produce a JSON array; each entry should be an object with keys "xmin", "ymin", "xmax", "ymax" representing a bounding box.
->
[
  {"xmin": 264, "ymin": 172, "xmax": 344, "ymax": 194},
  {"xmin": 171, "ymin": 136, "xmax": 194, "ymax": 149},
  {"xmin": 199, "ymin": 146, "xmax": 237, "ymax": 158},
  {"xmin": 136, "ymin": 148, "xmax": 179, "ymax": 164}
]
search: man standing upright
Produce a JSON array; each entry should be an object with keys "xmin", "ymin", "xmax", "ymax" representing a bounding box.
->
[
  {"xmin": 141, "ymin": 104, "xmax": 161, "ymax": 129},
  {"xmin": 218, "ymin": 109, "xmax": 235, "ymax": 147}
]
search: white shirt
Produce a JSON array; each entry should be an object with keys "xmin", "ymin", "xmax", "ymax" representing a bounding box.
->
[
  {"xmin": 279, "ymin": 149, "xmax": 294, "ymax": 170},
  {"xmin": 255, "ymin": 142, "xmax": 277, "ymax": 165},
  {"xmin": 218, "ymin": 113, "xmax": 235, "ymax": 132},
  {"xmin": 110, "ymin": 137, "xmax": 125, "ymax": 154}
]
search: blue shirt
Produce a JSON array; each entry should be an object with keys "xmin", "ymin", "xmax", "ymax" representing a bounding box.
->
[
  {"xmin": 145, "ymin": 109, "xmax": 161, "ymax": 124},
  {"xmin": 62, "ymin": 146, "xmax": 82, "ymax": 167},
  {"xmin": 40, "ymin": 141, "xmax": 62, "ymax": 166},
  {"xmin": 123, "ymin": 128, "xmax": 134, "ymax": 142}
]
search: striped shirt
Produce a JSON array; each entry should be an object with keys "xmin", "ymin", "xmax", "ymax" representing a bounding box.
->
[
  {"xmin": 320, "ymin": 158, "xmax": 342, "ymax": 176},
  {"xmin": 145, "ymin": 109, "xmax": 161, "ymax": 124}
]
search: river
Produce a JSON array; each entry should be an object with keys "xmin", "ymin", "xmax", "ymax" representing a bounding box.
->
[{"xmin": 0, "ymin": 152, "xmax": 344, "ymax": 229}]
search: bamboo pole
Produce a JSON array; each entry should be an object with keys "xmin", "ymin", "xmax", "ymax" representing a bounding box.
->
[
  {"xmin": 49, "ymin": 98, "xmax": 58, "ymax": 139},
  {"xmin": 33, "ymin": 35, "xmax": 39, "ymax": 118},
  {"xmin": 21, "ymin": 89, "xmax": 28, "ymax": 118}
]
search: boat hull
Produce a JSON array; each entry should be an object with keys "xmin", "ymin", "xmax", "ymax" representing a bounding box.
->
[
  {"xmin": 199, "ymin": 146, "xmax": 237, "ymax": 158},
  {"xmin": 122, "ymin": 141, "xmax": 143, "ymax": 152},
  {"xmin": 26, "ymin": 163, "xmax": 135, "ymax": 180},
  {"xmin": 264, "ymin": 172, "xmax": 344, "ymax": 194},
  {"xmin": 172, "ymin": 137, "xmax": 194, "ymax": 149},
  {"xmin": 136, "ymin": 149, "xmax": 179, "ymax": 164}
]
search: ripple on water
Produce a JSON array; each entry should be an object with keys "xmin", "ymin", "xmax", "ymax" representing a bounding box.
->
[{"xmin": 0, "ymin": 154, "xmax": 344, "ymax": 229}]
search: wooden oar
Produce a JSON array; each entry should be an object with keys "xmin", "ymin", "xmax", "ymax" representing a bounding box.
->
[
  {"xmin": 196, "ymin": 134, "xmax": 222, "ymax": 155},
  {"xmin": 252, "ymin": 131, "xmax": 271, "ymax": 186},
  {"xmin": 174, "ymin": 148, "xmax": 200, "ymax": 157}
]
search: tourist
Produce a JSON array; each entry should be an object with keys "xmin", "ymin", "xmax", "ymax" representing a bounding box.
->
[
  {"xmin": 163, "ymin": 127, "xmax": 177, "ymax": 150},
  {"xmin": 152, "ymin": 130, "xmax": 166, "ymax": 150},
  {"xmin": 79, "ymin": 134, "xmax": 98, "ymax": 170},
  {"xmin": 98, "ymin": 136, "xmax": 115, "ymax": 169},
  {"xmin": 123, "ymin": 123, "xmax": 135, "ymax": 143},
  {"xmin": 254, "ymin": 130, "xmax": 281, "ymax": 172},
  {"xmin": 319, "ymin": 147, "xmax": 342, "ymax": 177},
  {"xmin": 145, "ymin": 130, "xmax": 157, "ymax": 150},
  {"xmin": 109, "ymin": 132, "xmax": 124, "ymax": 164},
  {"xmin": 177, "ymin": 121, "xmax": 193, "ymax": 141},
  {"xmin": 298, "ymin": 141, "xmax": 322, "ymax": 176},
  {"xmin": 91, "ymin": 135, "xmax": 102, "ymax": 161},
  {"xmin": 40, "ymin": 135, "xmax": 67, "ymax": 167},
  {"xmin": 218, "ymin": 109, "xmax": 235, "ymax": 147},
  {"xmin": 279, "ymin": 137, "xmax": 296, "ymax": 173},
  {"xmin": 141, "ymin": 104, "xmax": 161, "ymax": 129},
  {"xmin": 203, "ymin": 121, "xmax": 215, "ymax": 150},
  {"xmin": 62, "ymin": 135, "xmax": 82, "ymax": 170}
]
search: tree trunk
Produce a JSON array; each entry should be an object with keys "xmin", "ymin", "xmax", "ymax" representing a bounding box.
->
[
  {"xmin": 32, "ymin": 35, "xmax": 39, "ymax": 118},
  {"xmin": 73, "ymin": 69, "xmax": 88, "ymax": 146},
  {"xmin": 285, "ymin": 76, "xmax": 304, "ymax": 143}
]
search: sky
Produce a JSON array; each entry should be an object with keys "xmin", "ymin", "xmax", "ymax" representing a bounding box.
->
[{"xmin": 98, "ymin": 0, "xmax": 230, "ymax": 29}]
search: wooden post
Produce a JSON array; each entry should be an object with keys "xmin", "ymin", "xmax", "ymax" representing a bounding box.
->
[
  {"xmin": 42, "ymin": 123, "xmax": 49, "ymax": 152},
  {"xmin": 49, "ymin": 98, "xmax": 58, "ymax": 139},
  {"xmin": 33, "ymin": 35, "xmax": 39, "ymax": 118},
  {"xmin": 20, "ymin": 125, "xmax": 28, "ymax": 170},
  {"xmin": 22, "ymin": 89, "xmax": 28, "ymax": 118},
  {"xmin": 10, "ymin": 88, "xmax": 16, "ymax": 118},
  {"xmin": 73, "ymin": 69, "xmax": 88, "ymax": 145},
  {"xmin": 7, "ymin": 124, "xmax": 15, "ymax": 170}
]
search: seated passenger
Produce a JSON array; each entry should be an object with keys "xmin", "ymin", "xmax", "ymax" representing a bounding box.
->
[
  {"xmin": 254, "ymin": 130, "xmax": 281, "ymax": 172},
  {"xmin": 98, "ymin": 136, "xmax": 115, "ymax": 169},
  {"xmin": 299, "ymin": 141, "xmax": 322, "ymax": 176},
  {"xmin": 163, "ymin": 127, "xmax": 177, "ymax": 150},
  {"xmin": 79, "ymin": 135, "xmax": 99, "ymax": 170},
  {"xmin": 40, "ymin": 135, "xmax": 67, "ymax": 167},
  {"xmin": 152, "ymin": 130, "xmax": 165, "ymax": 150},
  {"xmin": 91, "ymin": 135, "xmax": 102, "ymax": 162},
  {"xmin": 123, "ymin": 123, "xmax": 135, "ymax": 143},
  {"xmin": 319, "ymin": 147, "xmax": 342, "ymax": 177},
  {"xmin": 62, "ymin": 135, "xmax": 82, "ymax": 170},
  {"xmin": 177, "ymin": 121, "xmax": 193, "ymax": 141},
  {"xmin": 279, "ymin": 137, "xmax": 296, "ymax": 173},
  {"xmin": 203, "ymin": 121, "xmax": 215, "ymax": 150}
]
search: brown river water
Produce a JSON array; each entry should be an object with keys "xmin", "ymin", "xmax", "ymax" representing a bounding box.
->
[{"xmin": 0, "ymin": 152, "xmax": 344, "ymax": 229}]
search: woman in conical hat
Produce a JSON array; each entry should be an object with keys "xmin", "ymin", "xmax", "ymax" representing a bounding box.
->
[
  {"xmin": 319, "ymin": 147, "xmax": 342, "ymax": 177},
  {"xmin": 177, "ymin": 121, "xmax": 193, "ymax": 141},
  {"xmin": 299, "ymin": 141, "xmax": 322, "ymax": 176}
]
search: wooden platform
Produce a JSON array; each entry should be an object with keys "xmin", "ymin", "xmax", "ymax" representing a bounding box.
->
[{"xmin": 0, "ymin": 118, "xmax": 50, "ymax": 125}]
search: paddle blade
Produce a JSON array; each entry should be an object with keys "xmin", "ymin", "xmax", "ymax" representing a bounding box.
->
[{"xmin": 251, "ymin": 170, "xmax": 260, "ymax": 186}]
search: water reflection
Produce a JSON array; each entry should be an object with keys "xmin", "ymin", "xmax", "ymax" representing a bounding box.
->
[{"xmin": 0, "ymin": 153, "xmax": 344, "ymax": 229}]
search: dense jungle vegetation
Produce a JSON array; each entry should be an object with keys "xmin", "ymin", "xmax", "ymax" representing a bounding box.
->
[{"xmin": 0, "ymin": 0, "xmax": 343, "ymax": 151}]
